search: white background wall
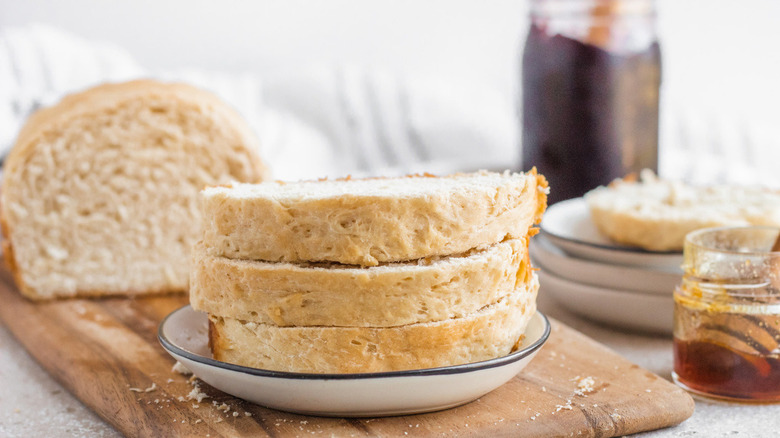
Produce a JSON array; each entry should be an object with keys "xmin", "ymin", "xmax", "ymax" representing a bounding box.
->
[{"xmin": 2, "ymin": 0, "xmax": 779, "ymax": 183}]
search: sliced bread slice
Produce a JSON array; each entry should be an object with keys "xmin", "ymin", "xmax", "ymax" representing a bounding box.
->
[
  {"xmin": 208, "ymin": 273, "xmax": 539, "ymax": 373},
  {"xmin": 585, "ymin": 170, "xmax": 780, "ymax": 251},
  {"xmin": 200, "ymin": 169, "xmax": 548, "ymax": 266},
  {"xmin": 191, "ymin": 237, "xmax": 531, "ymax": 327},
  {"xmin": 1, "ymin": 80, "xmax": 268, "ymax": 299}
]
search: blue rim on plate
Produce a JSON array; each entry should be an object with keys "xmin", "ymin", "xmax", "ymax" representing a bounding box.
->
[{"xmin": 158, "ymin": 305, "xmax": 551, "ymax": 381}]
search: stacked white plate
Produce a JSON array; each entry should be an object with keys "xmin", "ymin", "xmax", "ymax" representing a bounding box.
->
[{"xmin": 532, "ymin": 198, "xmax": 683, "ymax": 335}]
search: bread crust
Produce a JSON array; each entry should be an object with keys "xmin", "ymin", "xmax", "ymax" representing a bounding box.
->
[
  {"xmin": 7, "ymin": 80, "xmax": 269, "ymax": 182},
  {"xmin": 208, "ymin": 273, "xmax": 539, "ymax": 373},
  {"xmin": 190, "ymin": 237, "xmax": 530, "ymax": 327},
  {"xmin": 201, "ymin": 169, "xmax": 548, "ymax": 266},
  {"xmin": 0, "ymin": 79, "xmax": 268, "ymax": 299}
]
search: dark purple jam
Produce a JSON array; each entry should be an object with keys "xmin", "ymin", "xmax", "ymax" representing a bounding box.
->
[{"xmin": 521, "ymin": 23, "xmax": 661, "ymax": 204}]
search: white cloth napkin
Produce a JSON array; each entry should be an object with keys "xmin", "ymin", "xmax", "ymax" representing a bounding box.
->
[{"xmin": 0, "ymin": 24, "xmax": 518, "ymax": 180}]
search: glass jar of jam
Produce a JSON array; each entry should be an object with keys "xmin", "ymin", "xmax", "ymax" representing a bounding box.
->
[
  {"xmin": 521, "ymin": 0, "xmax": 661, "ymax": 204},
  {"xmin": 674, "ymin": 226, "xmax": 780, "ymax": 402}
]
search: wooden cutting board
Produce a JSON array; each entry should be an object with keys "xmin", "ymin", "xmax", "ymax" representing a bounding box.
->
[{"xmin": 0, "ymin": 266, "xmax": 693, "ymax": 437}]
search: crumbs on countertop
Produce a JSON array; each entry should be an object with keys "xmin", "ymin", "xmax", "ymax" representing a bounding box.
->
[
  {"xmin": 575, "ymin": 376, "xmax": 596, "ymax": 396},
  {"xmin": 172, "ymin": 361, "xmax": 193, "ymax": 376},
  {"xmin": 128, "ymin": 383, "xmax": 157, "ymax": 393}
]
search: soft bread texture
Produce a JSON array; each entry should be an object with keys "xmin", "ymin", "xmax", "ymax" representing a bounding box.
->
[
  {"xmin": 208, "ymin": 273, "xmax": 539, "ymax": 373},
  {"xmin": 200, "ymin": 169, "xmax": 548, "ymax": 266},
  {"xmin": 585, "ymin": 170, "xmax": 780, "ymax": 251},
  {"xmin": 1, "ymin": 80, "xmax": 268, "ymax": 300},
  {"xmin": 191, "ymin": 237, "xmax": 531, "ymax": 327}
]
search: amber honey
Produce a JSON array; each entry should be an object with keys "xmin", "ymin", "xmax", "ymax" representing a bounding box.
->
[
  {"xmin": 674, "ymin": 339, "xmax": 780, "ymax": 401},
  {"xmin": 673, "ymin": 226, "xmax": 780, "ymax": 402}
]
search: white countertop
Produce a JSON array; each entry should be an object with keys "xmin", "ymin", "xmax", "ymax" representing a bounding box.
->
[{"xmin": 2, "ymin": 290, "xmax": 780, "ymax": 437}]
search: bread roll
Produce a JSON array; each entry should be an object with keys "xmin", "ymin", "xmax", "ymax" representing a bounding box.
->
[{"xmin": 585, "ymin": 170, "xmax": 780, "ymax": 251}]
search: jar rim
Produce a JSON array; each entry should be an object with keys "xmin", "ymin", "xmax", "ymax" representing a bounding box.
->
[
  {"xmin": 685, "ymin": 226, "xmax": 780, "ymax": 257},
  {"xmin": 530, "ymin": 0, "xmax": 657, "ymax": 18}
]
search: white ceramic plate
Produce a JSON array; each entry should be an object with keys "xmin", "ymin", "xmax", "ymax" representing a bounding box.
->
[
  {"xmin": 530, "ymin": 234, "xmax": 682, "ymax": 295},
  {"xmin": 538, "ymin": 268, "xmax": 673, "ymax": 335},
  {"xmin": 158, "ymin": 306, "xmax": 550, "ymax": 417},
  {"xmin": 541, "ymin": 198, "xmax": 683, "ymax": 270}
]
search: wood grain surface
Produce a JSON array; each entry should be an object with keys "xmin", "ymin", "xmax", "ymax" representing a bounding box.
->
[{"xmin": 0, "ymin": 266, "xmax": 694, "ymax": 437}]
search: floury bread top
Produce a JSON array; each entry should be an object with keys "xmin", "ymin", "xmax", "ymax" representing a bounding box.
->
[{"xmin": 200, "ymin": 170, "xmax": 549, "ymax": 266}]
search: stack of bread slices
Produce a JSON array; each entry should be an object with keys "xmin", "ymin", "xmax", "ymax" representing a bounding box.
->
[{"xmin": 190, "ymin": 170, "xmax": 548, "ymax": 373}]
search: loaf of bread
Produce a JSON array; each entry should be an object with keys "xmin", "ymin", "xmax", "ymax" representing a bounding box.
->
[
  {"xmin": 1, "ymin": 80, "xmax": 268, "ymax": 299},
  {"xmin": 190, "ymin": 237, "xmax": 530, "ymax": 327},
  {"xmin": 200, "ymin": 170, "xmax": 548, "ymax": 266},
  {"xmin": 585, "ymin": 170, "xmax": 780, "ymax": 251},
  {"xmin": 208, "ymin": 273, "xmax": 539, "ymax": 373}
]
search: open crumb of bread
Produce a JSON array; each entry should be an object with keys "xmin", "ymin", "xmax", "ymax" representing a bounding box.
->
[
  {"xmin": 191, "ymin": 237, "xmax": 531, "ymax": 327},
  {"xmin": 1, "ymin": 80, "xmax": 268, "ymax": 300},
  {"xmin": 200, "ymin": 169, "xmax": 548, "ymax": 266},
  {"xmin": 208, "ymin": 273, "xmax": 539, "ymax": 373}
]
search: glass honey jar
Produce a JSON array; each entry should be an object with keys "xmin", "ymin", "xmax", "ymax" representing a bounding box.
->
[{"xmin": 673, "ymin": 226, "xmax": 780, "ymax": 401}]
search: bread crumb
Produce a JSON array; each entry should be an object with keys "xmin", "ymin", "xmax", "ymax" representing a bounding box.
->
[
  {"xmin": 244, "ymin": 412, "xmax": 252, "ymax": 417},
  {"xmin": 554, "ymin": 400, "xmax": 574, "ymax": 412},
  {"xmin": 183, "ymin": 381, "xmax": 209, "ymax": 403},
  {"xmin": 129, "ymin": 383, "xmax": 157, "ymax": 393},
  {"xmin": 172, "ymin": 361, "xmax": 193, "ymax": 376},
  {"xmin": 575, "ymin": 376, "xmax": 596, "ymax": 396}
]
